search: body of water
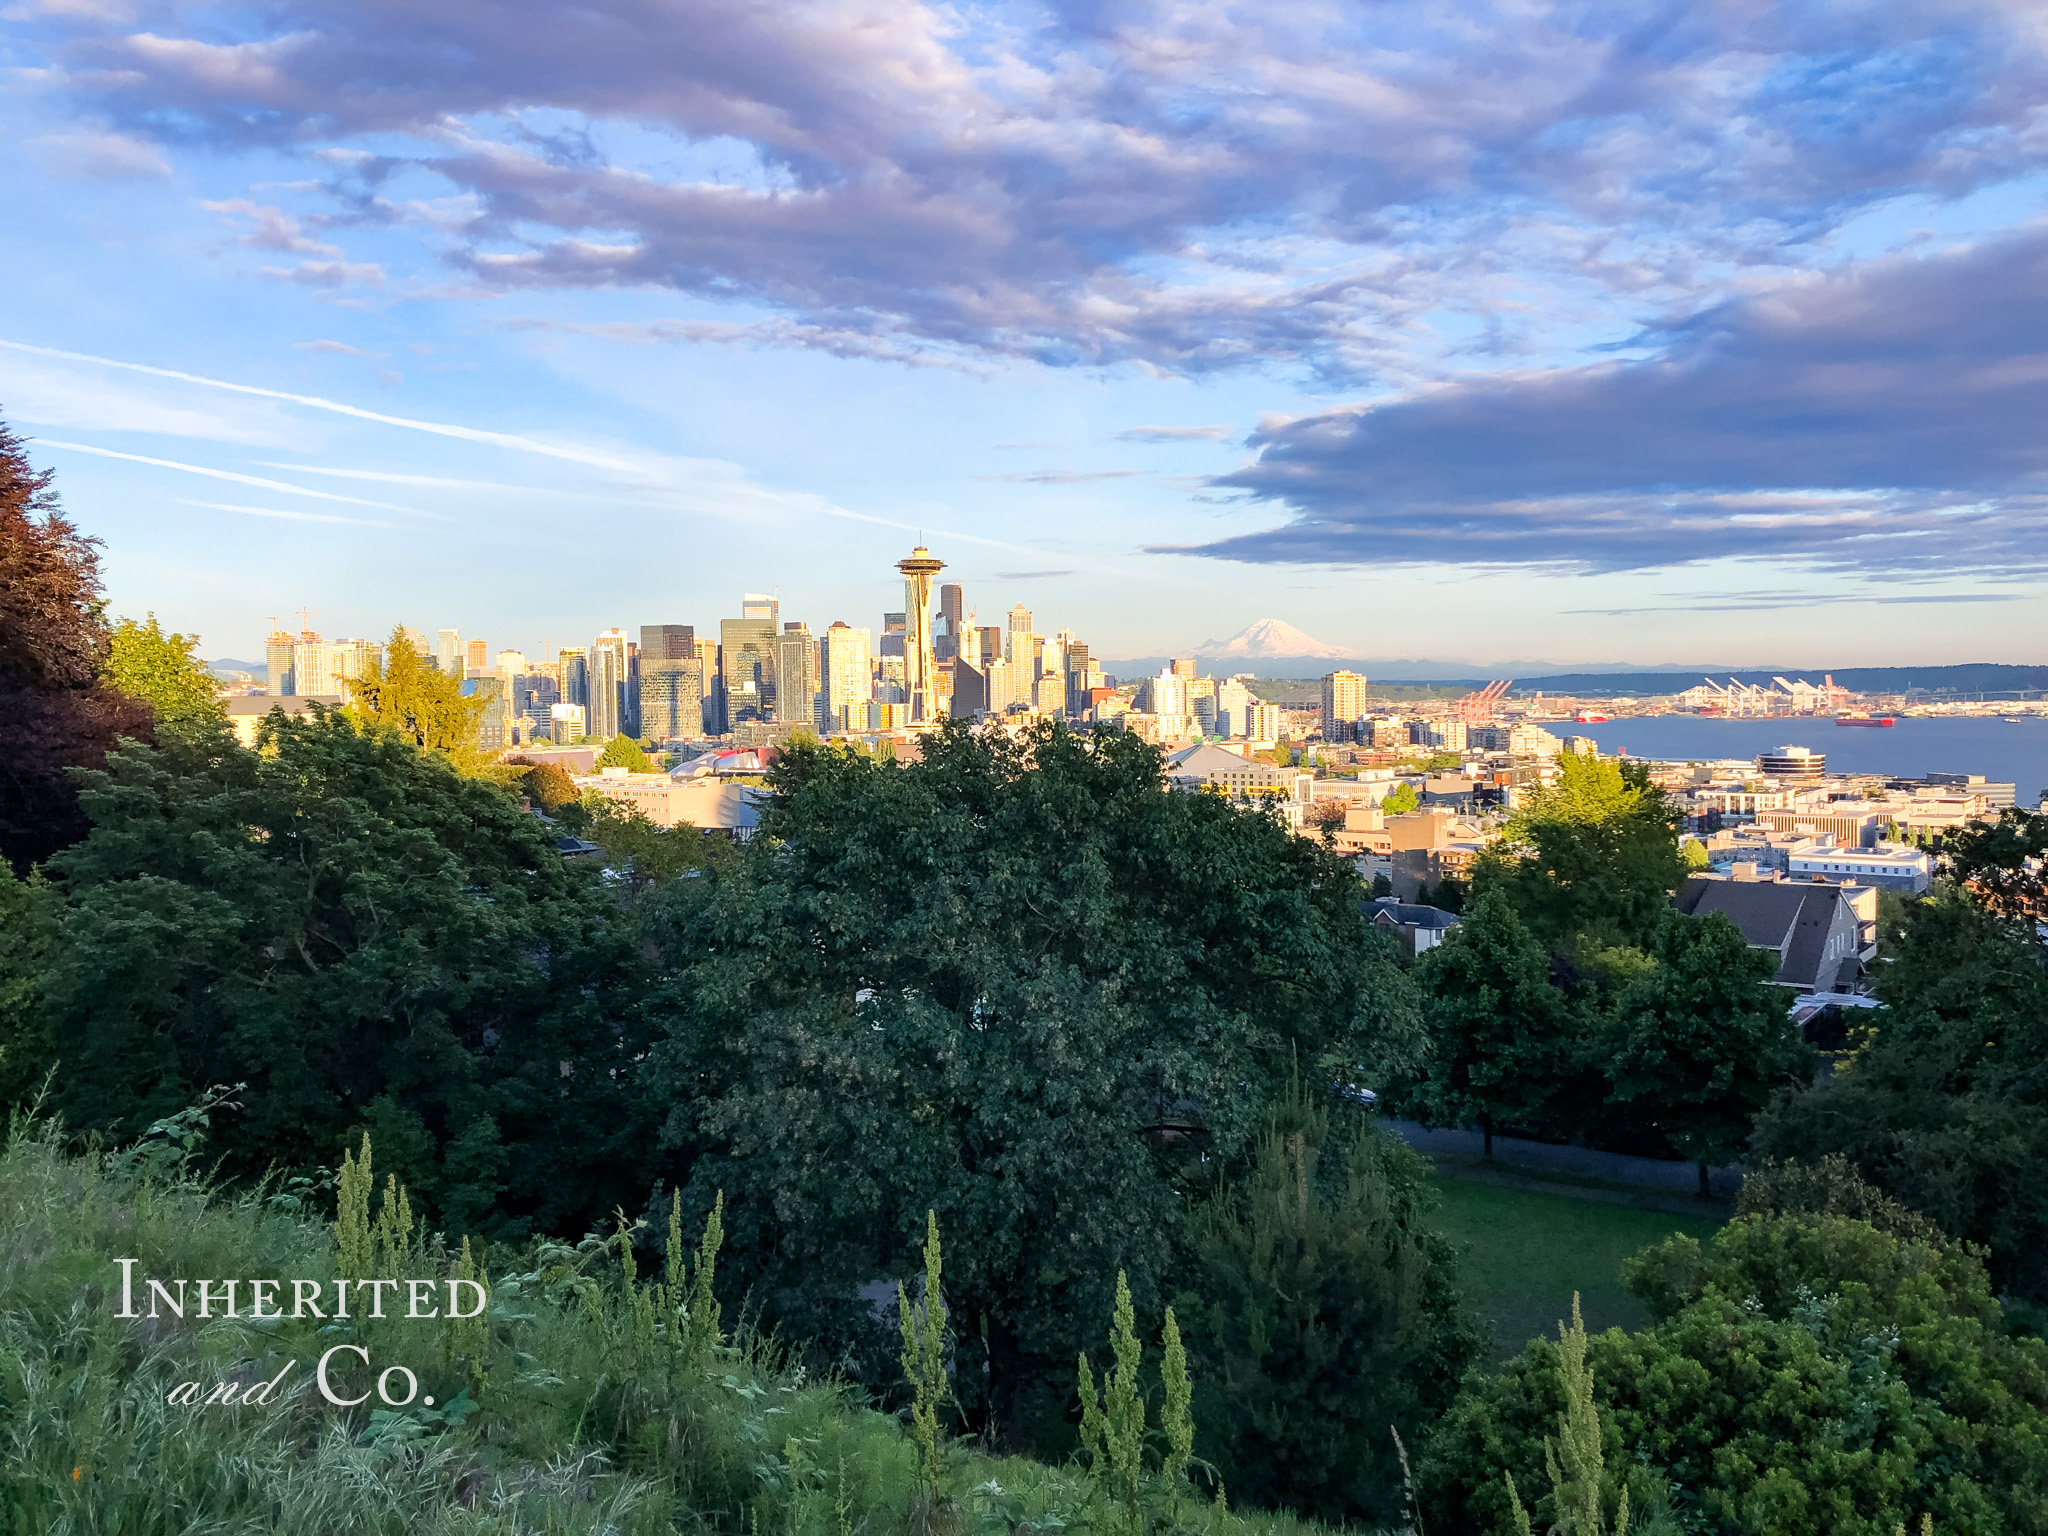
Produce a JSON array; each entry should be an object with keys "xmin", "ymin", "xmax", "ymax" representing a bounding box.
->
[{"xmin": 1565, "ymin": 714, "xmax": 2048, "ymax": 802}]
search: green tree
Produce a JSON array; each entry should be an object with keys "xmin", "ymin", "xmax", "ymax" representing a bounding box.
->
[
  {"xmin": 1424, "ymin": 1212, "xmax": 2048, "ymax": 1535},
  {"xmin": 0, "ymin": 859, "xmax": 62, "ymax": 1109},
  {"xmin": 105, "ymin": 614, "xmax": 225, "ymax": 728},
  {"xmin": 508, "ymin": 756, "xmax": 580, "ymax": 812},
  {"xmin": 1607, "ymin": 914, "xmax": 1812, "ymax": 1196},
  {"xmin": 1940, "ymin": 806, "xmax": 2048, "ymax": 922},
  {"xmin": 34, "ymin": 711, "xmax": 656, "ymax": 1238},
  {"xmin": 1474, "ymin": 752, "xmax": 1685, "ymax": 950},
  {"xmin": 1753, "ymin": 892, "xmax": 2048, "ymax": 1304},
  {"xmin": 582, "ymin": 799, "xmax": 718, "ymax": 904},
  {"xmin": 1181, "ymin": 1100, "xmax": 1482, "ymax": 1524},
  {"xmin": 640, "ymin": 719, "xmax": 1410, "ymax": 1450},
  {"xmin": 597, "ymin": 734, "xmax": 654, "ymax": 772},
  {"xmin": 346, "ymin": 625, "xmax": 488, "ymax": 772},
  {"xmin": 1382, "ymin": 782, "xmax": 1420, "ymax": 815},
  {"xmin": 1395, "ymin": 886, "xmax": 1575, "ymax": 1155},
  {"xmin": 0, "ymin": 419, "xmax": 154, "ymax": 869}
]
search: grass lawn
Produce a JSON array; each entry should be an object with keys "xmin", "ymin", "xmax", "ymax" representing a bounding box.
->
[{"xmin": 1431, "ymin": 1179, "xmax": 1724, "ymax": 1360}]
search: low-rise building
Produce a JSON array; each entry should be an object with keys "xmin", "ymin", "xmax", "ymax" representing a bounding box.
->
[
  {"xmin": 1367, "ymin": 896, "xmax": 1462, "ymax": 955},
  {"xmin": 1674, "ymin": 871, "xmax": 1878, "ymax": 993},
  {"xmin": 1786, "ymin": 842, "xmax": 1933, "ymax": 894},
  {"xmin": 1163, "ymin": 743, "xmax": 1310, "ymax": 801}
]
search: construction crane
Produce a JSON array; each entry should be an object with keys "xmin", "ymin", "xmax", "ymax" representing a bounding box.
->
[
  {"xmin": 1452, "ymin": 679, "xmax": 1513, "ymax": 724},
  {"xmin": 294, "ymin": 607, "xmax": 325, "ymax": 638}
]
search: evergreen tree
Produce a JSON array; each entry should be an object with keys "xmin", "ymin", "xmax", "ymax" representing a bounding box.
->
[
  {"xmin": 1608, "ymin": 913, "xmax": 1812, "ymax": 1195},
  {"xmin": 105, "ymin": 614, "xmax": 225, "ymax": 728},
  {"xmin": 346, "ymin": 625, "xmax": 489, "ymax": 772},
  {"xmin": 0, "ymin": 419, "xmax": 153, "ymax": 869},
  {"xmin": 1399, "ymin": 885, "xmax": 1574, "ymax": 1154},
  {"xmin": 596, "ymin": 733, "xmax": 654, "ymax": 772},
  {"xmin": 1183, "ymin": 1101, "xmax": 1481, "ymax": 1524}
]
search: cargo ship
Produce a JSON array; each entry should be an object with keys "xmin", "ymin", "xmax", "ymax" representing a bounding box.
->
[{"xmin": 1835, "ymin": 713, "xmax": 1896, "ymax": 727}]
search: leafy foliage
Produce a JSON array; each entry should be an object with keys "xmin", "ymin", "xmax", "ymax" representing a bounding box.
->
[
  {"xmin": 1475, "ymin": 753, "xmax": 1685, "ymax": 951},
  {"xmin": 0, "ymin": 859, "xmax": 60, "ymax": 1110},
  {"xmin": 1753, "ymin": 892, "xmax": 2048, "ymax": 1304},
  {"xmin": 640, "ymin": 719, "xmax": 1410, "ymax": 1449},
  {"xmin": 1394, "ymin": 886, "xmax": 1575, "ymax": 1149},
  {"xmin": 597, "ymin": 733, "xmax": 655, "ymax": 772},
  {"xmin": 346, "ymin": 625, "xmax": 489, "ymax": 773},
  {"xmin": 1177, "ymin": 1100, "xmax": 1482, "ymax": 1525},
  {"xmin": 0, "ymin": 419, "xmax": 154, "ymax": 869},
  {"xmin": 1940, "ymin": 807, "xmax": 2048, "ymax": 923},
  {"xmin": 1382, "ymin": 782, "xmax": 1420, "ymax": 815},
  {"xmin": 105, "ymin": 613, "xmax": 224, "ymax": 727},
  {"xmin": 1607, "ymin": 913, "xmax": 1812, "ymax": 1188},
  {"xmin": 1424, "ymin": 1212, "xmax": 2048, "ymax": 1535},
  {"xmin": 31, "ymin": 711, "xmax": 657, "ymax": 1239}
]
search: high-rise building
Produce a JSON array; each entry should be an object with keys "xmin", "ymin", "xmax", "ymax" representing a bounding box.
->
[
  {"xmin": 1171, "ymin": 658, "xmax": 1198, "ymax": 681},
  {"xmin": 1064, "ymin": 643, "xmax": 1105, "ymax": 718},
  {"xmin": 292, "ymin": 633, "xmax": 337, "ymax": 697},
  {"xmin": 896, "ymin": 546, "xmax": 945, "ymax": 724},
  {"xmin": 956, "ymin": 622, "xmax": 981, "ymax": 669},
  {"xmin": 590, "ymin": 629, "xmax": 629, "ymax": 741},
  {"xmin": 820, "ymin": 622, "xmax": 872, "ymax": 733},
  {"xmin": 1006, "ymin": 605, "xmax": 1033, "ymax": 666},
  {"xmin": 640, "ymin": 625, "xmax": 695, "ymax": 663},
  {"xmin": 1245, "ymin": 701, "xmax": 1283, "ymax": 742},
  {"xmin": 462, "ymin": 676, "xmax": 505, "ymax": 751},
  {"xmin": 1142, "ymin": 669, "xmax": 1188, "ymax": 719},
  {"xmin": 549, "ymin": 702, "xmax": 586, "ymax": 744},
  {"xmin": 773, "ymin": 622, "xmax": 818, "ymax": 727},
  {"xmin": 639, "ymin": 657, "xmax": 704, "ymax": 742},
  {"xmin": 465, "ymin": 637, "xmax": 487, "ymax": 674},
  {"xmin": 265, "ymin": 624, "xmax": 295, "ymax": 697},
  {"xmin": 719, "ymin": 603, "xmax": 780, "ymax": 730},
  {"xmin": 977, "ymin": 626, "xmax": 1003, "ymax": 667},
  {"xmin": 1321, "ymin": 670, "xmax": 1369, "ymax": 742},
  {"xmin": 496, "ymin": 648, "xmax": 526, "ymax": 680},
  {"xmin": 558, "ymin": 647, "xmax": 590, "ymax": 717},
  {"xmin": 436, "ymin": 629, "xmax": 461, "ymax": 677},
  {"xmin": 984, "ymin": 656, "xmax": 1013, "ymax": 716},
  {"xmin": 934, "ymin": 583, "xmax": 966, "ymax": 663},
  {"xmin": 1216, "ymin": 678, "xmax": 1254, "ymax": 738},
  {"xmin": 878, "ymin": 612, "xmax": 907, "ymax": 658}
]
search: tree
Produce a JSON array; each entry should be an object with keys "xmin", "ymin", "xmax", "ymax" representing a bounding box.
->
[
  {"xmin": 1752, "ymin": 892, "xmax": 2048, "ymax": 1304},
  {"xmin": 0, "ymin": 420, "xmax": 154, "ymax": 869},
  {"xmin": 1394, "ymin": 886, "xmax": 1575, "ymax": 1155},
  {"xmin": 1382, "ymin": 782, "xmax": 1420, "ymax": 815},
  {"xmin": 597, "ymin": 733, "xmax": 654, "ymax": 772},
  {"xmin": 1607, "ymin": 913, "xmax": 1812, "ymax": 1195},
  {"xmin": 1180, "ymin": 1097, "xmax": 1482, "ymax": 1524},
  {"xmin": 640, "ymin": 720, "xmax": 1411, "ymax": 1450},
  {"xmin": 1424, "ymin": 1212, "xmax": 2048, "ymax": 1534},
  {"xmin": 583, "ymin": 798, "xmax": 719, "ymax": 904},
  {"xmin": 34, "ymin": 711, "xmax": 656, "ymax": 1239},
  {"xmin": 1474, "ymin": 752, "xmax": 1685, "ymax": 951},
  {"xmin": 1941, "ymin": 806, "xmax": 2048, "ymax": 922},
  {"xmin": 0, "ymin": 859, "xmax": 61, "ymax": 1110},
  {"xmin": 508, "ymin": 756, "xmax": 580, "ymax": 812},
  {"xmin": 105, "ymin": 614, "xmax": 225, "ymax": 728},
  {"xmin": 346, "ymin": 625, "xmax": 488, "ymax": 772}
]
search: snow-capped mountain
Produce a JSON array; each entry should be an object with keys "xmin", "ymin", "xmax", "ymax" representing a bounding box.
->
[{"xmin": 1193, "ymin": 619, "xmax": 1361, "ymax": 660}]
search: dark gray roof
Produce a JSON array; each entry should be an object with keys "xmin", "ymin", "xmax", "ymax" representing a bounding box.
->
[
  {"xmin": 1368, "ymin": 898, "xmax": 1461, "ymax": 930},
  {"xmin": 1674, "ymin": 876, "xmax": 1850, "ymax": 988}
]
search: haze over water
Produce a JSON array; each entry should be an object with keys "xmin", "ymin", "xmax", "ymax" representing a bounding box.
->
[{"xmin": 1578, "ymin": 716, "xmax": 2048, "ymax": 802}]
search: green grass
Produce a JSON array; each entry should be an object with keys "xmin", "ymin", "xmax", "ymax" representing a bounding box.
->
[{"xmin": 1430, "ymin": 1180, "xmax": 1723, "ymax": 1361}]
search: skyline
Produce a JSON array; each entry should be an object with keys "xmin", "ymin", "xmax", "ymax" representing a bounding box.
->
[{"xmin": 5, "ymin": 0, "xmax": 2048, "ymax": 664}]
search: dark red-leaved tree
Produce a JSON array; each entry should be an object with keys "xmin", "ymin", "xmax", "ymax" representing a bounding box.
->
[{"xmin": 0, "ymin": 417, "xmax": 153, "ymax": 869}]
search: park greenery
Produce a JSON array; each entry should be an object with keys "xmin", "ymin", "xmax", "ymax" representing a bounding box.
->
[{"xmin": 5, "ymin": 424, "xmax": 2048, "ymax": 1532}]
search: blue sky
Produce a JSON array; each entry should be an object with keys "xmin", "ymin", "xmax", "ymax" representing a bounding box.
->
[{"xmin": 3, "ymin": 0, "xmax": 2046, "ymax": 670}]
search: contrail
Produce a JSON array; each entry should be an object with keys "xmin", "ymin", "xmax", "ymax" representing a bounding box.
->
[
  {"xmin": 35, "ymin": 441, "xmax": 431, "ymax": 514},
  {"xmin": 178, "ymin": 499, "xmax": 399, "ymax": 528},
  {"xmin": 0, "ymin": 338, "xmax": 637, "ymax": 471}
]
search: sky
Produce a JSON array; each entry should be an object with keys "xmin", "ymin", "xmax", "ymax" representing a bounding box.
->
[{"xmin": 3, "ymin": 0, "xmax": 2047, "ymax": 671}]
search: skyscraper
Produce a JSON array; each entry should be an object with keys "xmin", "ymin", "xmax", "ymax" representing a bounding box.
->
[
  {"xmin": 896, "ymin": 546, "xmax": 945, "ymax": 724},
  {"xmin": 742, "ymin": 593, "xmax": 779, "ymax": 624},
  {"xmin": 333, "ymin": 637, "xmax": 380, "ymax": 701},
  {"xmin": 292, "ymin": 633, "xmax": 337, "ymax": 697},
  {"xmin": 773, "ymin": 622, "xmax": 819, "ymax": 727},
  {"xmin": 1005, "ymin": 605, "xmax": 1033, "ymax": 667},
  {"xmin": 590, "ymin": 629, "xmax": 629, "ymax": 741},
  {"xmin": 265, "ymin": 623, "xmax": 294, "ymax": 697},
  {"xmin": 436, "ymin": 629, "xmax": 461, "ymax": 677},
  {"xmin": 719, "ymin": 602, "xmax": 780, "ymax": 729},
  {"xmin": 935, "ymin": 583, "xmax": 965, "ymax": 663},
  {"xmin": 558, "ymin": 646, "xmax": 590, "ymax": 722},
  {"xmin": 878, "ymin": 612, "xmax": 907, "ymax": 658},
  {"xmin": 820, "ymin": 622, "xmax": 872, "ymax": 733},
  {"xmin": 1321, "ymin": 670, "xmax": 1369, "ymax": 743},
  {"xmin": 465, "ymin": 637, "xmax": 487, "ymax": 674},
  {"xmin": 639, "ymin": 657, "xmax": 703, "ymax": 742},
  {"xmin": 640, "ymin": 624, "xmax": 695, "ymax": 662}
]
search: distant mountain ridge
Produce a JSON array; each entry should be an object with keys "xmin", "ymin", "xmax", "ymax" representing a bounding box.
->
[{"xmin": 209, "ymin": 658, "xmax": 265, "ymax": 677}]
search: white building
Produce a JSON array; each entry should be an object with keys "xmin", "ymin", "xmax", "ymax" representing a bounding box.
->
[{"xmin": 820, "ymin": 622, "xmax": 873, "ymax": 732}]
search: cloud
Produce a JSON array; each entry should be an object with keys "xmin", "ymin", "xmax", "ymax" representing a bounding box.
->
[
  {"xmin": 29, "ymin": 122, "xmax": 168, "ymax": 179},
  {"xmin": 32, "ymin": 440, "xmax": 433, "ymax": 513},
  {"xmin": 992, "ymin": 569, "xmax": 1078, "ymax": 580},
  {"xmin": 1171, "ymin": 227, "xmax": 2048, "ymax": 574},
  {"xmin": 978, "ymin": 469, "xmax": 1144, "ymax": 484},
  {"xmin": 1118, "ymin": 425, "xmax": 1232, "ymax": 442},
  {"xmin": 30, "ymin": 0, "xmax": 2048, "ymax": 371},
  {"xmin": 292, "ymin": 339, "xmax": 383, "ymax": 356},
  {"xmin": 1568, "ymin": 590, "xmax": 2038, "ymax": 616},
  {"xmin": 262, "ymin": 258, "xmax": 386, "ymax": 286},
  {"xmin": 499, "ymin": 315, "xmax": 981, "ymax": 371},
  {"xmin": 176, "ymin": 497, "xmax": 396, "ymax": 527}
]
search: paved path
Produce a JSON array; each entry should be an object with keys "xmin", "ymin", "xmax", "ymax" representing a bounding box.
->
[{"xmin": 1383, "ymin": 1118, "xmax": 1743, "ymax": 1199}]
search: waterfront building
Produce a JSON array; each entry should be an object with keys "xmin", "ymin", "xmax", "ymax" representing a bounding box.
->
[{"xmin": 1757, "ymin": 744, "xmax": 1826, "ymax": 778}]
